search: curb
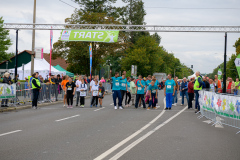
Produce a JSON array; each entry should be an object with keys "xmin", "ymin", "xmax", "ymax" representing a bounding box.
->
[{"xmin": 0, "ymin": 93, "xmax": 112, "ymax": 113}]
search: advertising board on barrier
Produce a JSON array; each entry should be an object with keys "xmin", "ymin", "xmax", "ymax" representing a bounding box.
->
[
  {"xmin": 0, "ymin": 84, "xmax": 16, "ymax": 99},
  {"xmin": 199, "ymin": 90, "xmax": 240, "ymax": 119}
]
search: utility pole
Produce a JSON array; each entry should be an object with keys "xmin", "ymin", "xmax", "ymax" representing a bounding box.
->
[
  {"xmin": 223, "ymin": 32, "xmax": 227, "ymax": 93},
  {"xmin": 31, "ymin": 0, "xmax": 36, "ymax": 75}
]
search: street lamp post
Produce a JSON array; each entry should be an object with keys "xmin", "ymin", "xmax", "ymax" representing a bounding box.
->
[{"xmin": 31, "ymin": 0, "xmax": 36, "ymax": 75}]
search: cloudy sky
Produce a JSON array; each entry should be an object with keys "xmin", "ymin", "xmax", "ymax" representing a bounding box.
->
[{"xmin": 1, "ymin": 0, "xmax": 240, "ymax": 74}]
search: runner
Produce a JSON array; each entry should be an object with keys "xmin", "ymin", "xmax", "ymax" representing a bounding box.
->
[
  {"xmin": 120, "ymin": 73, "xmax": 128, "ymax": 107},
  {"xmin": 146, "ymin": 75, "xmax": 152, "ymax": 86},
  {"xmin": 109, "ymin": 70, "xmax": 123, "ymax": 109},
  {"xmin": 61, "ymin": 75, "xmax": 69, "ymax": 107},
  {"xmin": 75, "ymin": 75, "xmax": 82, "ymax": 107},
  {"xmin": 98, "ymin": 82, "xmax": 105, "ymax": 108},
  {"xmin": 91, "ymin": 80, "xmax": 99, "ymax": 108},
  {"xmin": 125, "ymin": 77, "xmax": 131, "ymax": 107},
  {"xmin": 164, "ymin": 74, "xmax": 176, "ymax": 110},
  {"xmin": 65, "ymin": 77, "xmax": 76, "ymax": 108},
  {"xmin": 147, "ymin": 78, "xmax": 158, "ymax": 110},
  {"xmin": 135, "ymin": 75, "xmax": 146, "ymax": 109},
  {"xmin": 80, "ymin": 78, "xmax": 87, "ymax": 108}
]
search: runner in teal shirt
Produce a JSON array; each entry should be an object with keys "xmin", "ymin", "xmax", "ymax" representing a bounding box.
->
[{"xmin": 135, "ymin": 75, "xmax": 146, "ymax": 109}]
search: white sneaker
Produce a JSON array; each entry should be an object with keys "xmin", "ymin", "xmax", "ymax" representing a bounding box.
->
[
  {"xmin": 114, "ymin": 106, "xmax": 118, "ymax": 109},
  {"xmin": 181, "ymin": 104, "xmax": 183, "ymax": 106},
  {"xmin": 119, "ymin": 106, "xmax": 123, "ymax": 109},
  {"xmin": 63, "ymin": 105, "xmax": 65, "ymax": 107},
  {"xmin": 172, "ymin": 103, "xmax": 177, "ymax": 106}
]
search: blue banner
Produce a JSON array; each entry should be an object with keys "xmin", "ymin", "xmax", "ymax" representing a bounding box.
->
[{"xmin": 89, "ymin": 43, "xmax": 92, "ymax": 80}]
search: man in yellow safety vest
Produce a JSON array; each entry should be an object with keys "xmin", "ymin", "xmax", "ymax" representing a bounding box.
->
[{"xmin": 194, "ymin": 71, "xmax": 203, "ymax": 113}]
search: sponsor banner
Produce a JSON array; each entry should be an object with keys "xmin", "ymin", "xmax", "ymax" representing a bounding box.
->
[
  {"xmin": 235, "ymin": 54, "xmax": 240, "ymax": 78},
  {"xmin": 218, "ymin": 68, "xmax": 222, "ymax": 80},
  {"xmin": 60, "ymin": 30, "xmax": 119, "ymax": 43},
  {"xmin": 0, "ymin": 84, "xmax": 16, "ymax": 99}
]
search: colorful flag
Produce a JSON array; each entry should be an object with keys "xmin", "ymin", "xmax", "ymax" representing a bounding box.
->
[
  {"xmin": 89, "ymin": 43, "xmax": 92, "ymax": 80},
  {"xmin": 234, "ymin": 54, "xmax": 240, "ymax": 78},
  {"xmin": 218, "ymin": 68, "xmax": 222, "ymax": 80}
]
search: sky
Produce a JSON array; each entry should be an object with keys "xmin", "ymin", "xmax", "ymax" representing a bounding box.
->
[{"xmin": 1, "ymin": 0, "xmax": 240, "ymax": 74}]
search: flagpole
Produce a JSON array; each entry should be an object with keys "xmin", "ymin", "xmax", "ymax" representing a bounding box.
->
[{"xmin": 50, "ymin": 27, "xmax": 53, "ymax": 77}]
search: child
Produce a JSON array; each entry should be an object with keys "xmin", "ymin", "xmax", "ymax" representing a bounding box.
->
[
  {"xmin": 80, "ymin": 78, "xmax": 87, "ymax": 108},
  {"xmin": 148, "ymin": 78, "xmax": 158, "ymax": 110},
  {"xmin": 65, "ymin": 77, "xmax": 76, "ymax": 108},
  {"xmin": 91, "ymin": 80, "xmax": 99, "ymax": 108},
  {"xmin": 98, "ymin": 82, "xmax": 105, "ymax": 108}
]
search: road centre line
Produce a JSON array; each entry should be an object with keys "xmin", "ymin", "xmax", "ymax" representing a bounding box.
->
[
  {"xmin": 0, "ymin": 130, "xmax": 22, "ymax": 137},
  {"xmin": 94, "ymin": 109, "xmax": 166, "ymax": 160},
  {"xmin": 94, "ymin": 107, "xmax": 105, "ymax": 111},
  {"xmin": 55, "ymin": 115, "xmax": 80, "ymax": 122},
  {"xmin": 109, "ymin": 106, "xmax": 188, "ymax": 160}
]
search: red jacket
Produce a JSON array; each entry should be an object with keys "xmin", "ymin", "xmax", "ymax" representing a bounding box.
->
[{"xmin": 188, "ymin": 81, "xmax": 194, "ymax": 93}]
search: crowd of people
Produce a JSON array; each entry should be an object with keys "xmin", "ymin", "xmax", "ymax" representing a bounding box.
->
[{"xmin": 1, "ymin": 70, "xmax": 240, "ymax": 111}]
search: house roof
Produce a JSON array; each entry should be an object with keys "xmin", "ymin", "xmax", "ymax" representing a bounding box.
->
[
  {"xmin": 43, "ymin": 53, "xmax": 69, "ymax": 70},
  {"xmin": 0, "ymin": 50, "xmax": 33, "ymax": 65},
  {"xmin": 0, "ymin": 50, "xmax": 69, "ymax": 70}
]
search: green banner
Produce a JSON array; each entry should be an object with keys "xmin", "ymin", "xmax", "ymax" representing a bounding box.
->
[
  {"xmin": 0, "ymin": 84, "xmax": 16, "ymax": 99},
  {"xmin": 60, "ymin": 30, "xmax": 119, "ymax": 43},
  {"xmin": 218, "ymin": 68, "xmax": 222, "ymax": 80},
  {"xmin": 235, "ymin": 54, "xmax": 240, "ymax": 78}
]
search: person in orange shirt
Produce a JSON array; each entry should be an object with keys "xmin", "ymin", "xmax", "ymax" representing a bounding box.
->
[
  {"xmin": 214, "ymin": 75, "xmax": 222, "ymax": 93},
  {"xmin": 61, "ymin": 75, "xmax": 69, "ymax": 107}
]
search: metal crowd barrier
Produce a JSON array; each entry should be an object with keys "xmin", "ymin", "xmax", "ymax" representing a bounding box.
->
[
  {"xmin": 1, "ymin": 82, "xmax": 112, "ymax": 107},
  {"xmin": 199, "ymin": 89, "xmax": 240, "ymax": 134}
]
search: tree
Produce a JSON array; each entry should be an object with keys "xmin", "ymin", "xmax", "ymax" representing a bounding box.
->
[
  {"xmin": 0, "ymin": 17, "xmax": 12, "ymax": 62},
  {"xmin": 121, "ymin": 35, "xmax": 164, "ymax": 76},
  {"xmin": 53, "ymin": 1, "xmax": 130, "ymax": 74}
]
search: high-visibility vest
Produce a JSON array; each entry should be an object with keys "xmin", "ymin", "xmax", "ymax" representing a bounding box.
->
[
  {"xmin": 194, "ymin": 76, "xmax": 202, "ymax": 90},
  {"xmin": 32, "ymin": 78, "xmax": 41, "ymax": 89},
  {"xmin": 235, "ymin": 81, "xmax": 240, "ymax": 89}
]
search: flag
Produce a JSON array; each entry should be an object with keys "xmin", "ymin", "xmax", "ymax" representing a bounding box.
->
[
  {"xmin": 50, "ymin": 28, "xmax": 53, "ymax": 75},
  {"xmin": 218, "ymin": 68, "xmax": 222, "ymax": 80},
  {"xmin": 234, "ymin": 54, "xmax": 240, "ymax": 78},
  {"xmin": 89, "ymin": 43, "xmax": 92, "ymax": 80}
]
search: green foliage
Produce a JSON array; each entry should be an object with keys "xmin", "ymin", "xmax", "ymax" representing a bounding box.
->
[{"xmin": 0, "ymin": 17, "xmax": 12, "ymax": 62}]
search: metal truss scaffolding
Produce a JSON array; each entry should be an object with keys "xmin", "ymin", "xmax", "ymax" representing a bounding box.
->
[{"xmin": 3, "ymin": 23, "xmax": 240, "ymax": 32}]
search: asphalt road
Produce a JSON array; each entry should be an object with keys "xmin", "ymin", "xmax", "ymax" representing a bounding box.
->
[{"xmin": 0, "ymin": 90, "xmax": 240, "ymax": 160}]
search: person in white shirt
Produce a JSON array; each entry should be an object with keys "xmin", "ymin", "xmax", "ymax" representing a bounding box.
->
[
  {"xmin": 79, "ymin": 78, "xmax": 87, "ymax": 108},
  {"xmin": 75, "ymin": 76, "xmax": 82, "ymax": 106},
  {"xmin": 91, "ymin": 80, "xmax": 99, "ymax": 108}
]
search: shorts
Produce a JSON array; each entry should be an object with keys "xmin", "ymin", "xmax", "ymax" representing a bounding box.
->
[{"xmin": 98, "ymin": 96, "xmax": 104, "ymax": 99}]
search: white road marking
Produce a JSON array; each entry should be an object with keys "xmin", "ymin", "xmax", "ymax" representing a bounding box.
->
[
  {"xmin": 0, "ymin": 130, "xmax": 22, "ymax": 137},
  {"xmin": 110, "ymin": 103, "xmax": 114, "ymax": 105},
  {"xmin": 55, "ymin": 115, "xmax": 80, "ymax": 122},
  {"xmin": 163, "ymin": 97, "xmax": 166, "ymax": 109},
  {"xmin": 109, "ymin": 106, "xmax": 188, "ymax": 160},
  {"xmin": 94, "ymin": 107, "xmax": 105, "ymax": 111},
  {"xmin": 94, "ymin": 109, "xmax": 166, "ymax": 160}
]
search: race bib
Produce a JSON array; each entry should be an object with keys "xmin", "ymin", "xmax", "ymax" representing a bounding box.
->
[
  {"xmin": 167, "ymin": 85, "xmax": 171, "ymax": 89},
  {"xmin": 93, "ymin": 91, "xmax": 98, "ymax": 96},
  {"xmin": 121, "ymin": 83, "xmax": 126, "ymax": 87},
  {"xmin": 80, "ymin": 91, "xmax": 86, "ymax": 96},
  {"xmin": 99, "ymin": 92, "xmax": 102, "ymax": 96},
  {"xmin": 115, "ymin": 82, "xmax": 119, "ymax": 86},
  {"xmin": 67, "ymin": 87, "xmax": 72, "ymax": 91},
  {"xmin": 138, "ymin": 87, "xmax": 142, "ymax": 91},
  {"xmin": 152, "ymin": 90, "xmax": 156, "ymax": 93}
]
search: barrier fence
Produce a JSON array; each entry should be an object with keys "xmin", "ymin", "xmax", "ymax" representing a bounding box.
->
[
  {"xmin": 0, "ymin": 82, "xmax": 112, "ymax": 107},
  {"xmin": 199, "ymin": 89, "xmax": 240, "ymax": 134}
]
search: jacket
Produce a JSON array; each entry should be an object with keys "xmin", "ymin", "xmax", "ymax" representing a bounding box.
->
[
  {"xmin": 188, "ymin": 81, "xmax": 194, "ymax": 93},
  {"xmin": 3, "ymin": 77, "xmax": 12, "ymax": 85},
  {"xmin": 226, "ymin": 81, "xmax": 235, "ymax": 93}
]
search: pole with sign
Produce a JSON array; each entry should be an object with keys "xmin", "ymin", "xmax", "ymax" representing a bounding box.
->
[
  {"xmin": 218, "ymin": 68, "xmax": 222, "ymax": 80},
  {"xmin": 89, "ymin": 43, "xmax": 92, "ymax": 80},
  {"xmin": 50, "ymin": 28, "xmax": 53, "ymax": 76}
]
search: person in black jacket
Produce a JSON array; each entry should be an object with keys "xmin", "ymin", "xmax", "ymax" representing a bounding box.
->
[
  {"xmin": 1, "ymin": 72, "xmax": 12, "ymax": 107},
  {"xmin": 203, "ymin": 76, "xmax": 210, "ymax": 90},
  {"xmin": 31, "ymin": 73, "xmax": 41, "ymax": 109}
]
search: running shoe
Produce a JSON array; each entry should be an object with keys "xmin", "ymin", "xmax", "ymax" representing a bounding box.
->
[
  {"xmin": 147, "ymin": 107, "xmax": 150, "ymax": 110},
  {"xmin": 67, "ymin": 106, "xmax": 70, "ymax": 108},
  {"xmin": 119, "ymin": 106, "xmax": 123, "ymax": 109},
  {"xmin": 114, "ymin": 106, "xmax": 118, "ymax": 109},
  {"xmin": 153, "ymin": 107, "xmax": 157, "ymax": 109},
  {"xmin": 63, "ymin": 105, "xmax": 65, "ymax": 107},
  {"xmin": 70, "ymin": 105, "xmax": 73, "ymax": 108},
  {"xmin": 164, "ymin": 108, "xmax": 168, "ymax": 110}
]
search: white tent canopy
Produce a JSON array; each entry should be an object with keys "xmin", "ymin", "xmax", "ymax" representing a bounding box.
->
[
  {"xmin": 9, "ymin": 58, "xmax": 66, "ymax": 80},
  {"xmin": 188, "ymin": 73, "xmax": 197, "ymax": 80}
]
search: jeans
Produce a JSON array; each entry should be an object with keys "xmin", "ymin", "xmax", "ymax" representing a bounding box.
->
[
  {"xmin": 112, "ymin": 90, "xmax": 122, "ymax": 107},
  {"xmin": 80, "ymin": 96, "xmax": 85, "ymax": 105},
  {"xmin": 91, "ymin": 96, "xmax": 98, "ymax": 106},
  {"xmin": 76, "ymin": 91, "xmax": 80, "ymax": 105},
  {"xmin": 172, "ymin": 90, "xmax": 178, "ymax": 104},
  {"xmin": 1, "ymin": 99, "xmax": 8, "ymax": 107},
  {"xmin": 32, "ymin": 89, "xmax": 39, "ymax": 107},
  {"xmin": 149, "ymin": 93, "xmax": 158, "ymax": 107},
  {"xmin": 194, "ymin": 90, "xmax": 200, "ymax": 110},
  {"xmin": 188, "ymin": 93, "xmax": 194, "ymax": 108},
  {"xmin": 121, "ymin": 90, "xmax": 127, "ymax": 105},
  {"xmin": 67, "ymin": 92, "xmax": 73, "ymax": 106},
  {"xmin": 181, "ymin": 90, "xmax": 189, "ymax": 105},
  {"xmin": 166, "ymin": 93, "xmax": 173, "ymax": 108},
  {"xmin": 135, "ymin": 94, "xmax": 146, "ymax": 108}
]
